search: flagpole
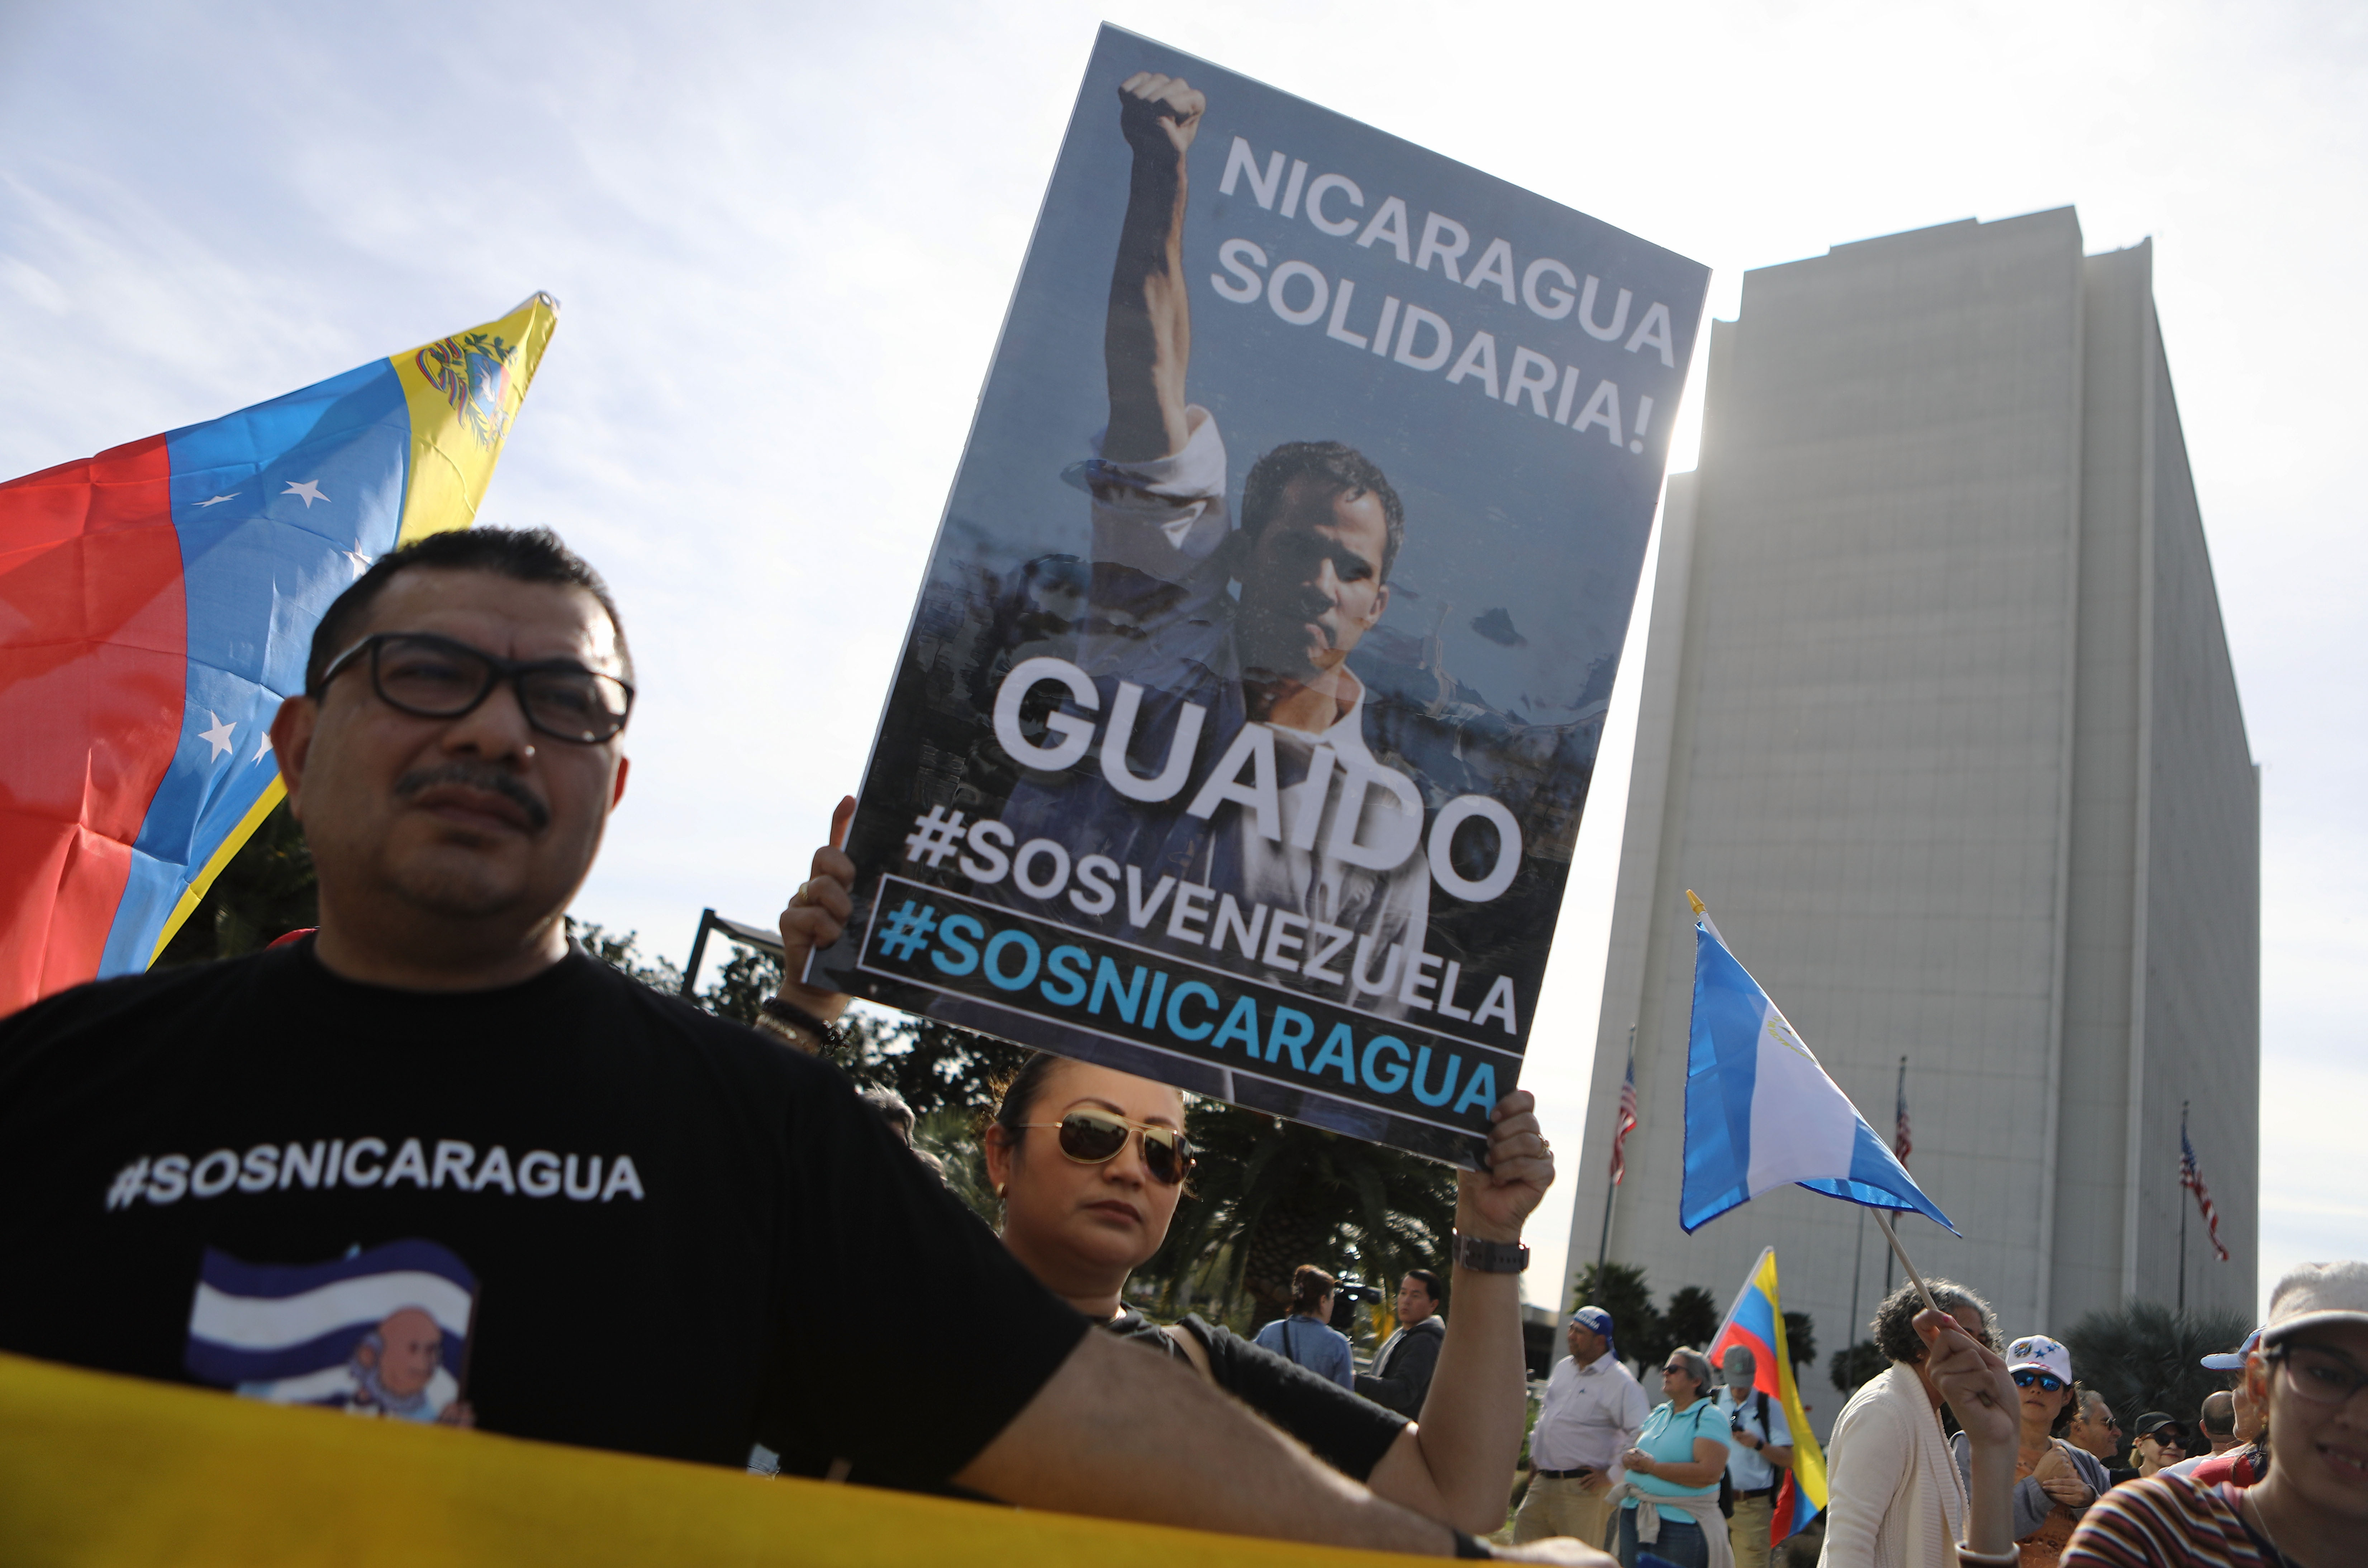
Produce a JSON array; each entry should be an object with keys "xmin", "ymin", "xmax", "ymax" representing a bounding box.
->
[
  {"xmin": 1882, "ymin": 1057, "xmax": 1906, "ymax": 1298},
  {"xmin": 1594, "ymin": 1024, "xmax": 1634, "ymax": 1279},
  {"xmin": 2178, "ymin": 1101, "xmax": 2189, "ymax": 1316},
  {"xmin": 1849, "ymin": 1206, "xmax": 1868, "ymax": 1347},
  {"xmin": 1873, "ymin": 1210, "xmax": 1941, "ymax": 1315}
]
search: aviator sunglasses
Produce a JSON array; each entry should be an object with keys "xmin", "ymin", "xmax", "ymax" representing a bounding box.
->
[
  {"xmin": 1021, "ymin": 1110, "xmax": 1194, "ymax": 1186},
  {"xmin": 2011, "ymin": 1370, "xmax": 2066, "ymax": 1393}
]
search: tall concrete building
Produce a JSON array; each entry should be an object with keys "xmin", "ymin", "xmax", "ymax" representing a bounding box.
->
[{"xmin": 1565, "ymin": 210, "xmax": 2258, "ymax": 1400}]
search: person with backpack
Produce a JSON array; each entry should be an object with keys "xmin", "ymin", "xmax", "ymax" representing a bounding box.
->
[
  {"xmin": 1253, "ymin": 1265, "xmax": 1357, "ymax": 1390},
  {"xmin": 1715, "ymin": 1345, "xmax": 1796, "ymax": 1568}
]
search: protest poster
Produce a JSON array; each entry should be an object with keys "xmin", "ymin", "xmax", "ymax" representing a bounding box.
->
[{"xmin": 810, "ymin": 25, "xmax": 1710, "ymax": 1165}]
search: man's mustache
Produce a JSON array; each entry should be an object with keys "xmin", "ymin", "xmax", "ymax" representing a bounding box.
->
[{"xmin": 394, "ymin": 763, "xmax": 551, "ymax": 832}]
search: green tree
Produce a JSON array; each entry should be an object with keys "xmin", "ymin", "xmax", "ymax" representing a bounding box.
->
[
  {"xmin": 156, "ymin": 800, "xmax": 317, "ymax": 966},
  {"xmin": 572, "ymin": 922, "xmax": 685, "ymax": 991},
  {"xmin": 1830, "ymin": 1338, "xmax": 1887, "ymax": 1394},
  {"xmin": 1569, "ymin": 1262, "xmax": 1661, "ymax": 1373},
  {"xmin": 1136, "ymin": 1104, "xmax": 1456, "ymax": 1331},
  {"xmin": 2064, "ymin": 1301, "xmax": 2250, "ymax": 1429},
  {"xmin": 1783, "ymin": 1310, "xmax": 1818, "ymax": 1374},
  {"xmin": 1662, "ymin": 1285, "xmax": 1721, "ymax": 1357}
]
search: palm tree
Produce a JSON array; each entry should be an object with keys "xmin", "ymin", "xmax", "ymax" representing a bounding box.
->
[
  {"xmin": 2064, "ymin": 1301, "xmax": 2250, "ymax": 1429},
  {"xmin": 1136, "ymin": 1102, "xmax": 1456, "ymax": 1331}
]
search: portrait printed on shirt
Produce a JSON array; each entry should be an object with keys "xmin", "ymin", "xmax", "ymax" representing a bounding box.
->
[
  {"xmin": 815, "ymin": 25, "xmax": 1709, "ymax": 1164},
  {"xmin": 182, "ymin": 1239, "xmax": 478, "ymax": 1425}
]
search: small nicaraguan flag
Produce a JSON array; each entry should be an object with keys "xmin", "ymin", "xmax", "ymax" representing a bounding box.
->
[
  {"xmin": 1708, "ymin": 1247, "xmax": 1829, "ymax": 1545},
  {"xmin": 1679, "ymin": 899, "xmax": 1955, "ymax": 1235},
  {"xmin": 183, "ymin": 1239, "xmax": 476, "ymax": 1422}
]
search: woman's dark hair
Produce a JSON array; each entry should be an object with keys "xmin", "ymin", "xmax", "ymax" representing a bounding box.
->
[
  {"xmin": 2055, "ymin": 1380, "xmax": 2087, "ymax": 1437},
  {"xmin": 1665, "ymin": 1346, "xmax": 1712, "ymax": 1398},
  {"xmin": 1871, "ymin": 1279, "xmax": 1998, "ymax": 1365},
  {"xmin": 1290, "ymin": 1264, "xmax": 1338, "ymax": 1315},
  {"xmin": 988, "ymin": 1052, "xmax": 1071, "ymax": 1146}
]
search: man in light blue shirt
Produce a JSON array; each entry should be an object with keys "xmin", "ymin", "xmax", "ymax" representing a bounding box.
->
[
  {"xmin": 1252, "ymin": 1265, "xmax": 1356, "ymax": 1390},
  {"xmin": 1714, "ymin": 1345, "xmax": 1794, "ymax": 1568}
]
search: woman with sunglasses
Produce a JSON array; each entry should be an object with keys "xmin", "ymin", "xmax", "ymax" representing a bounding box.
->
[
  {"xmin": 1948, "ymin": 1335, "xmax": 2105, "ymax": 1565},
  {"xmin": 1604, "ymin": 1346, "xmax": 1730, "ymax": 1568},
  {"xmin": 2065, "ymin": 1259, "xmax": 2368, "ymax": 1567},
  {"xmin": 977, "ymin": 1048, "xmax": 1557, "ymax": 1538}
]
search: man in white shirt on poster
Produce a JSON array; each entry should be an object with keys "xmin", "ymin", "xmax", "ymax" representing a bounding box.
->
[{"xmin": 1514, "ymin": 1306, "xmax": 1650, "ymax": 1549}]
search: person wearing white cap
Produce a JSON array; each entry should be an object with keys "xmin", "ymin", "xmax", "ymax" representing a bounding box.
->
[
  {"xmin": 1948, "ymin": 1335, "xmax": 2106, "ymax": 1566},
  {"xmin": 2065, "ymin": 1259, "xmax": 2368, "ymax": 1566}
]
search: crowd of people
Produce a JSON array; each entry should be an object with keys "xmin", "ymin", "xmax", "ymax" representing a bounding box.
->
[
  {"xmin": 0, "ymin": 524, "xmax": 2358, "ymax": 1568},
  {"xmin": 1514, "ymin": 1266, "xmax": 2366, "ymax": 1568}
]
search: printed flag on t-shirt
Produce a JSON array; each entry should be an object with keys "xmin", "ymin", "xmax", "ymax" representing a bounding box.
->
[{"xmin": 183, "ymin": 1239, "xmax": 477, "ymax": 1422}]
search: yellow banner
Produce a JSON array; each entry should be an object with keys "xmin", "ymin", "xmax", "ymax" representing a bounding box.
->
[{"xmin": 0, "ymin": 1352, "xmax": 1413, "ymax": 1567}]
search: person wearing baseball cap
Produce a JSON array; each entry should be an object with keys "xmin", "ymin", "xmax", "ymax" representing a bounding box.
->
[
  {"xmin": 1949, "ymin": 1334, "xmax": 2105, "ymax": 1565},
  {"xmin": 2065, "ymin": 1259, "xmax": 2368, "ymax": 1565},
  {"xmin": 1514, "ymin": 1306, "xmax": 1650, "ymax": 1549},
  {"xmin": 2162, "ymin": 1326, "xmax": 2272, "ymax": 1490},
  {"xmin": 2129, "ymin": 1411, "xmax": 2191, "ymax": 1479}
]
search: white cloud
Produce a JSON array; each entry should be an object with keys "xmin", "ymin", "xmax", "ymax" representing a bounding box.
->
[{"xmin": 5, "ymin": 0, "xmax": 2360, "ymax": 1303}]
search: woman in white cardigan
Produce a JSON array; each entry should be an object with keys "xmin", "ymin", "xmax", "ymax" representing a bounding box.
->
[{"xmin": 1821, "ymin": 1280, "xmax": 2010, "ymax": 1568}]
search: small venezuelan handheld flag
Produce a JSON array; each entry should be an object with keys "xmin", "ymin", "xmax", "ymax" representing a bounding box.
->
[
  {"xmin": 1708, "ymin": 1247, "xmax": 1829, "ymax": 1546},
  {"xmin": 0, "ymin": 295, "xmax": 558, "ymax": 1015}
]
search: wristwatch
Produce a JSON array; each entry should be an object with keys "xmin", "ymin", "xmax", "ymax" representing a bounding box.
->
[{"xmin": 1452, "ymin": 1231, "xmax": 1529, "ymax": 1274}]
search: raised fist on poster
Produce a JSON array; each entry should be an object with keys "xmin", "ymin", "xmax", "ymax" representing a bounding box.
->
[{"xmin": 1117, "ymin": 70, "xmax": 1203, "ymax": 159}]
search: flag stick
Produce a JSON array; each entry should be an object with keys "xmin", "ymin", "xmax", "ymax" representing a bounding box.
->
[{"xmin": 1873, "ymin": 1209, "xmax": 1940, "ymax": 1314}]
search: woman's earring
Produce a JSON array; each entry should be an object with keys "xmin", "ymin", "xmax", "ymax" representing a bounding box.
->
[{"xmin": 995, "ymin": 1183, "xmax": 1007, "ymax": 1198}]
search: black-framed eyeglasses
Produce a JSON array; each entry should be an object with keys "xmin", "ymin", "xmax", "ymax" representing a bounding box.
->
[
  {"xmin": 2012, "ymin": 1370, "xmax": 2066, "ymax": 1393},
  {"xmin": 2267, "ymin": 1344, "xmax": 2368, "ymax": 1406},
  {"xmin": 1018, "ymin": 1110, "xmax": 1194, "ymax": 1186},
  {"xmin": 315, "ymin": 632, "xmax": 634, "ymax": 744}
]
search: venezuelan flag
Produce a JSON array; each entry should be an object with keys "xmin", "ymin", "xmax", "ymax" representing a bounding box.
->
[
  {"xmin": 1707, "ymin": 1246, "xmax": 1829, "ymax": 1548},
  {"xmin": 0, "ymin": 295, "xmax": 558, "ymax": 1016}
]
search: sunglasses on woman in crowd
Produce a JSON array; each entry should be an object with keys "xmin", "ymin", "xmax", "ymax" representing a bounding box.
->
[
  {"xmin": 1023, "ymin": 1110, "xmax": 1195, "ymax": 1185},
  {"xmin": 2011, "ymin": 1370, "xmax": 2066, "ymax": 1393}
]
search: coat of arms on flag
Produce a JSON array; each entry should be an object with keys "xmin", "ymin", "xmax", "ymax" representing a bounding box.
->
[{"xmin": 182, "ymin": 1239, "xmax": 477, "ymax": 1424}]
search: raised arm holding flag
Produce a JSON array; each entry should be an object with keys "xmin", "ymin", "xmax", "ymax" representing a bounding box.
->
[{"xmin": 1677, "ymin": 892, "xmax": 2022, "ymax": 1567}]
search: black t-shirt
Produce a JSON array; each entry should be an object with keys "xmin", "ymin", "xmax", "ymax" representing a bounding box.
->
[
  {"xmin": 1106, "ymin": 1309, "xmax": 1407, "ymax": 1479},
  {"xmin": 0, "ymin": 941, "xmax": 1085, "ymax": 1484}
]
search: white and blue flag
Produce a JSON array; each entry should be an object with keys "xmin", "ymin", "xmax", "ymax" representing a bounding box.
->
[
  {"xmin": 1680, "ymin": 905, "xmax": 1954, "ymax": 1235},
  {"xmin": 182, "ymin": 1239, "xmax": 476, "ymax": 1422}
]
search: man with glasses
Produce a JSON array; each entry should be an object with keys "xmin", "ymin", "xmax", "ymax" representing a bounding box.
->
[
  {"xmin": 2064, "ymin": 1388, "xmax": 2124, "ymax": 1468},
  {"xmin": 2065, "ymin": 1260, "xmax": 2368, "ymax": 1566},
  {"xmin": 0, "ymin": 526, "xmax": 1604, "ymax": 1562}
]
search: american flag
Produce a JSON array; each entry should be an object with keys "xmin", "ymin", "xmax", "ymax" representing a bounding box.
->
[
  {"xmin": 2182, "ymin": 1120, "xmax": 2230, "ymax": 1262},
  {"xmin": 1609, "ymin": 1055, "xmax": 1639, "ymax": 1186},
  {"xmin": 1894, "ymin": 1072, "xmax": 1911, "ymax": 1164}
]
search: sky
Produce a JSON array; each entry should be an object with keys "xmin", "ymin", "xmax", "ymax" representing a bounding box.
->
[{"xmin": 4, "ymin": 0, "xmax": 2361, "ymax": 1320}]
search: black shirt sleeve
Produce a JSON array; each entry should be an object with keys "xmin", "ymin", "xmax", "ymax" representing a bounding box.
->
[
  {"xmin": 1178, "ymin": 1314, "xmax": 1408, "ymax": 1479},
  {"xmin": 704, "ymin": 1018, "xmax": 1088, "ymax": 1491},
  {"xmin": 1354, "ymin": 1320, "xmax": 1442, "ymax": 1416}
]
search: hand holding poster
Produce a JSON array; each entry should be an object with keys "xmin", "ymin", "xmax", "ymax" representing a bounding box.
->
[{"xmin": 812, "ymin": 27, "xmax": 1708, "ymax": 1164}]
